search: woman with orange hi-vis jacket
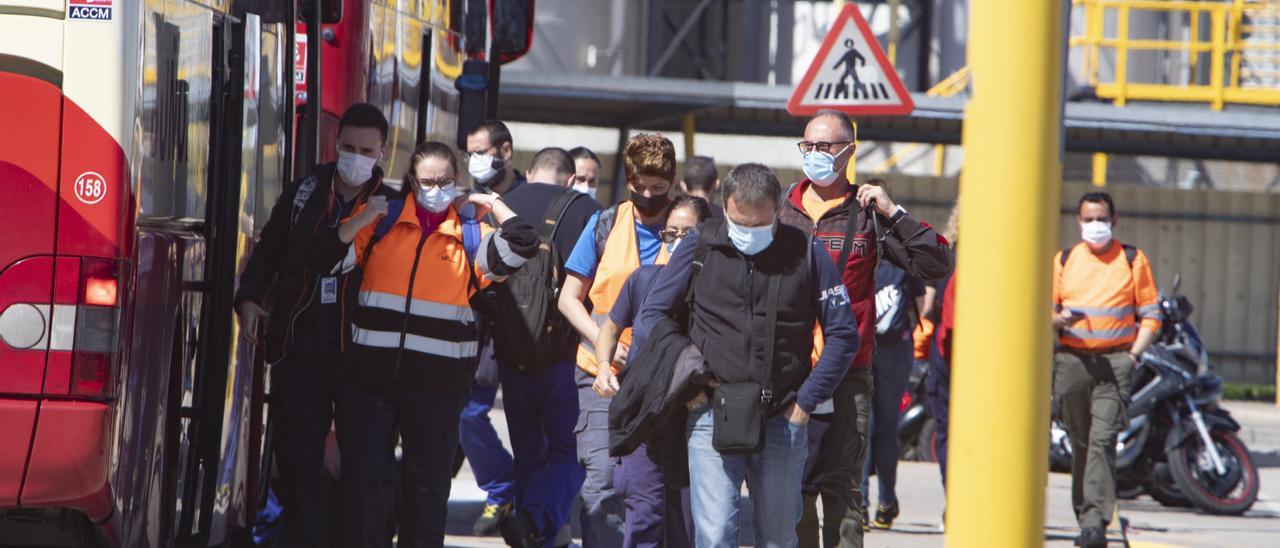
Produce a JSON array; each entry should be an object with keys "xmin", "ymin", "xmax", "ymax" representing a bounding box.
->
[
  {"xmin": 1051, "ymin": 192, "xmax": 1161, "ymax": 548},
  {"xmin": 309, "ymin": 141, "xmax": 538, "ymax": 548}
]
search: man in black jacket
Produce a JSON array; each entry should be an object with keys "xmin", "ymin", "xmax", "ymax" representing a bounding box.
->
[{"xmin": 233, "ymin": 103, "xmax": 397, "ymax": 548}]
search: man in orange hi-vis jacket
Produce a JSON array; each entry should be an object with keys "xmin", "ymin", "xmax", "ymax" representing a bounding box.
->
[{"xmin": 1051, "ymin": 191, "xmax": 1161, "ymax": 548}]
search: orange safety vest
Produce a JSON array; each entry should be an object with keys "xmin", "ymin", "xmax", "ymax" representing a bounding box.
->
[
  {"xmin": 1053, "ymin": 241, "xmax": 1162, "ymax": 351},
  {"xmin": 576, "ymin": 202, "xmax": 669, "ymax": 376}
]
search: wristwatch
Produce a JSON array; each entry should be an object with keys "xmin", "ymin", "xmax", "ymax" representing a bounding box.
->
[{"xmin": 889, "ymin": 205, "xmax": 908, "ymax": 225}]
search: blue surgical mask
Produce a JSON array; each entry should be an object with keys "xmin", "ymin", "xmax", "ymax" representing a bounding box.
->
[
  {"xmin": 665, "ymin": 237, "xmax": 682, "ymax": 255},
  {"xmin": 726, "ymin": 217, "xmax": 775, "ymax": 256},
  {"xmin": 801, "ymin": 145, "xmax": 849, "ymax": 187}
]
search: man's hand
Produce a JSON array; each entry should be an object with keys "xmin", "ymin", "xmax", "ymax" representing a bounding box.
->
[
  {"xmin": 455, "ymin": 191, "xmax": 497, "ymax": 219},
  {"xmin": 856, "ymin": 185, "xmax": 898, "ymax": 218},
  {"xmin": 787, "ymin": 402, "xmax": 811, "ymax": 426},
  {"xmin": 350, "ymin": 195, "xmax": 389, "ymax": 229},
  {"xmin": 1052, "ymin": 310, "xmax": 1087, "ymax": 330},
  {"xmin": 686, "ymin": 379, "xmax": 720, "ymax": 411},
  {"xmin": 235, "ymin": 300, "xmax": 270, "ymax": 345},
  {"xmin": 593, "ymin": 370, "xmax": 621, "ymax": 398}
]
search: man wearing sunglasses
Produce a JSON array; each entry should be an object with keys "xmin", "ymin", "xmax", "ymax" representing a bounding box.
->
[{"xmin": 779, "ymin": 109, "xmax": 954, "ymax": 548}]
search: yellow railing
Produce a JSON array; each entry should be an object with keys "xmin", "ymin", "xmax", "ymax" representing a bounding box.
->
[
  {"xmin": 1071, "ymin": 0, "xmax": 1280, "ymax": 110},
  {"xmin": 869, "ymin": 66, "xmax": 970, "ymax": 174}
]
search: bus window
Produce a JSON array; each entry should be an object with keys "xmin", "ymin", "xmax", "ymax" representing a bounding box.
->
[{"xmin": 139, "ymin": 18, "xmax": 201, "ymax": 221}]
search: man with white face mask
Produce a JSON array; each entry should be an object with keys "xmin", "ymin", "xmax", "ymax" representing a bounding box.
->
[
  {"xmin": 633, "ymin": 163, "xmax": 861, "ymax": 547},
  {"xmin": 778, "ymin": 110, "xmax": 953, "ymax": 548},
  {"xmin": 466, "ymin": 120, "xmax": 525, "ymax": 196},
  {"xmin": 1052, "ymin": 192, "xmax": 1161, "ymax": 548},
  {"xmin": 233, "ymin": 103, "xmax": 396, "ymax": 548}
]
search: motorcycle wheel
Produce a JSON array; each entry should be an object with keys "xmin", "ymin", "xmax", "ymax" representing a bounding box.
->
[
  {"xmin": 1146, "ymin": 462, "xmax": 1191, "ymax": 507},
  {"xmin": 917, "ymin": 418, "xmax": 938, "ymax": 463},
  {"xmin": 1117, "ymin": 479, "xmax": 1143, "ymax": 500},
  {"xmin": 1168, "ymin": 429, "xmax": 1259, "ymax": 515}
]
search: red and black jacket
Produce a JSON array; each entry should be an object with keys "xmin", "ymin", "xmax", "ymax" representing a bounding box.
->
[{"xmin": 778, "ymin": 179, "xmax": 954, "ymax": 369}]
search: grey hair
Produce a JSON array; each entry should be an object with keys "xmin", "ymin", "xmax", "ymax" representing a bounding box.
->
[
  {"xmin": 810, "ymin": 109, "xmax": 856, "ymax": 142},
  {"xmin": 722, "ymin": 163, "xmax": 782, "ymax": 210}
]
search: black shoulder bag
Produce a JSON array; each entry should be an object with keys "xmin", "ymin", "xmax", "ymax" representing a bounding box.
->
[{"xmin": 711, "ymin": 271, "xmax": 782, "ymax": 454}]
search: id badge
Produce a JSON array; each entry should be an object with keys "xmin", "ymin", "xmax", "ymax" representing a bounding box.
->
[{"xmin": 320, "ymin": 277, "xmax": 338, "ymax": 304}]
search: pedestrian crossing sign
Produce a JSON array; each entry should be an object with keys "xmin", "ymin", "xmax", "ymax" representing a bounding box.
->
[{"xmin": 787, "ymin": 4, "xmax": 914, "ymax": 116}]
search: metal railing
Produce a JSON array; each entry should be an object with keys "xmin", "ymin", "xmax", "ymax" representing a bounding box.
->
[{"xmin": 1071, "ymin": 0, "xmax": 1280, "ymax": 110}]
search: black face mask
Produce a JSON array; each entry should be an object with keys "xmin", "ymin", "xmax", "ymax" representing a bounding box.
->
[{"xmin": 630, "ymin": 191, "xmax": 671, "ymax": 217}]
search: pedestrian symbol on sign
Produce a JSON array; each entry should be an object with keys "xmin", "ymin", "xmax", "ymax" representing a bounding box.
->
[{"xmin": 787, "ymin": 4, "xmax": 914, "ymax": 116}]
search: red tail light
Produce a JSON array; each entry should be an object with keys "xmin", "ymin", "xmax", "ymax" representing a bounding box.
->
[
  {"xmin": 84, "ymin": 277, "xmax": 117, "ymax": 306},
  {"xmin": 71, "ymin": 258, "xmax": 120, "ymax": 398},
  {"xmin": 899, "ymin": 390, "xmax": 913, "ymax": 413}
]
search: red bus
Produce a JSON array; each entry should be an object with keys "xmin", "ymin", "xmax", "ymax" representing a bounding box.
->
[{"xmin": 0, "ymin": 1, "xmax": 527, "ymax": 545}]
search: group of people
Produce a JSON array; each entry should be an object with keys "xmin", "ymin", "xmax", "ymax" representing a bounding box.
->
[{"xmin": 236, "ymin": 101, "xmax": 1154, "ymax": 548}]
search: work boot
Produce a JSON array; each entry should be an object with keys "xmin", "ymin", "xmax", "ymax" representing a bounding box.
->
[
  {"xmin": 870, "ymin": 500, "xmax": 899, "ymax": 530},
  {"xmin": 500, "ymin": 511, "xmax": 543, "ymax": 548},
  {"xmin": 473, "ymin": 502, "xmax": 512, "ymax": 536},
  {"xmin": 1075, "ymin": 526, "xmax": 1107, "ymax": 548}
]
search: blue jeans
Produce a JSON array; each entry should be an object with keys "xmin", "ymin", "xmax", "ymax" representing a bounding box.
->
[
  {"xmin": 861, "ymin": 333, "xmax": 914, "ymax": 507},
  {"xmin": 499, "ymin": 360, "xmax": 586, "ymax": 546},
  {"xmin": 458, "ymin": 382, "xmax": 516, "ymax": 506},
  {"xmin": 686, "ymin": 406, "xmax": 808, "ymax": 548}
]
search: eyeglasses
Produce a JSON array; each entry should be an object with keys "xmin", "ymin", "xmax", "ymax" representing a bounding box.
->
[
  {"xmin": 417, "ymin": 177, "xmax": 456, "ymax": 188},
  {"xmin": 659, "ymin": 227, "xmax": 691, "ymax": 243},
  {"xmin": 796, "ymin": 141, "xmax": 853, "ymax": 154},
  {"xmin": 461, "ymin": 148, "xmax": 498, "ymax": 162}
]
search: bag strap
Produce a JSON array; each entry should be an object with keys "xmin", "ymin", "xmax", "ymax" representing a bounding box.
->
[
  {"xmin": 459, "ymin": 213, "xmax": 483, "ymax": 295},
  {"xmin": 835, "ymin": 204, "xmax": 860, "ymax": 276},
  {"xmin": 541, "ymin": 188, "xmax": 582, "ymax": 243},
  {"xmin": 760, "ymin": 271, "xmax": 782, "ymax": 402},
  {"xmin": 684, "ymin": 222, "xmax": 716, "ymax": 307},
  {"xmin": 361, "ymin": 198, "xmax": 405, "ymax": 265}
]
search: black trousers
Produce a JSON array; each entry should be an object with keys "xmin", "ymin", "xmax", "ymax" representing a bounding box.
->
[
  {"xmin": 336, "ymin": 380, "xmax": 467, "ymax": 548},
  {"xmin": 272, "ymin": 354, "xmax": 340, "ymax": 548}
]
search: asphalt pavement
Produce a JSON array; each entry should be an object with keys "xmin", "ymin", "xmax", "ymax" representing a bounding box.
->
[{"xmin": 441, "ymin": 398, "xmax": 1280, "ymax": 547}]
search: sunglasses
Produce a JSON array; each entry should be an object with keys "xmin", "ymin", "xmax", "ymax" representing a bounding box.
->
[
  {"xmin": 659, "ymin": 227, "xmax": 691, "ymax": 243},
  {"xmin": 416, "ymin": 177, "xmax": 456, "ymax": 188}
]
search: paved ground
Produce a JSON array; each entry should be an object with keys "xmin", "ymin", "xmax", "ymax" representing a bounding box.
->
[{"xmin": 441, "ymin": 399, "xmax": 1280, "ymax": 547}]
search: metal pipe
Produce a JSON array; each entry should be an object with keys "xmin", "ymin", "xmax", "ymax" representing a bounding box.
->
[{"xmin": 946, "ymin": 0, "xmax": 1064, "ymax": 544}]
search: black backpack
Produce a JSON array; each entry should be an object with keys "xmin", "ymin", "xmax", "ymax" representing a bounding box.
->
[{"xmin": 487, "ymin": 188, "xmax": 584, "ymax": 373}]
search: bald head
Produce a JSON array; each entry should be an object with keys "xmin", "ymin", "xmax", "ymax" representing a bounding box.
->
[{"xmin": 805, "ymin": 109, "xmax": 856, "ymax": 143}]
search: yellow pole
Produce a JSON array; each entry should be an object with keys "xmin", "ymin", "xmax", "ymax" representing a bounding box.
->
[
  {"xmin": 947, "ymin": 0, "xmax": 1062, "ymax": 546},
  {"xmin": 1115, "ymin": 5, "xmax": 1131, "ymax": 107},
  {"xmin": 889, "ymin": 0, "xmax": 901, "ymax": 65},
  {"xmin": 1092, "ymin": 152, "xmax": 1108, "ymax": 187},
  {"xmin": 681, "ymin": 113, "xmax": 696, "ymax": 159}
]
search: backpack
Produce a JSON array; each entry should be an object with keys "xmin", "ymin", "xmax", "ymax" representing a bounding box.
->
[
  {"xmin": 486, "ymin": 188, "xmax": 584, "ymax": 374},
  {"xmin": 1060, "ymin": 243, "xmax": 1137, "ymax": 269}
]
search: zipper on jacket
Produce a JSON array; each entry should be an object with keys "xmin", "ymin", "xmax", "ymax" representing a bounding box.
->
[
  {"xmin": 392, "ymin": 232, "xmax": 431, "ymax": 379},
  {"xmin": 745, "ymin": 256, "xmax": 755, "ymax": 386}
]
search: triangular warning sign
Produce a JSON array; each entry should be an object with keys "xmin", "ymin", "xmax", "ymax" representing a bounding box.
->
[{"xmin": 787, "ymin": 4, "xmax": 915, "ymax": 116}]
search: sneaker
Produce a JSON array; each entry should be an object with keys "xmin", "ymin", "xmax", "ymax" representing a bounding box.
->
[
  {"xmin": 500, "ymin": 511, "xmax": 544, "ymax": 548},
  {"xmin": 870, "ymin": 501, "xmax": 899, "ymax": 530},
  {"xmin": 1075, "ymin": 526, "xmax": 1106, "ymax": 548},
  {"xmin": 473, "ymin": 502, "xmax": 512, "ymax": 536}
]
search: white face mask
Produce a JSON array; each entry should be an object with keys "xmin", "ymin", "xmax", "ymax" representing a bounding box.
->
[
  {"xmin": 336, "ymin": 149, "xmax": 379, "ymax": 187},
  {"xmin": 417, "ymin": 183, "xmax": 457, "ymax": 213},
  {"xmin": 572, "ymin": 183, "xmax": 597, "ymax": 200},
  {"xmin": 468, "ymin": 153, "xmax": 501, "ymax": 187},
  {"xmin": 1081, "ymin": 220, "xmax": 1113, "ymax": 247},
  {"xmin": 726, "ymin": 216, "xmax": 776, "ymax": 256}
]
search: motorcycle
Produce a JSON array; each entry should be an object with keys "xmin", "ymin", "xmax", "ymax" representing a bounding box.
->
[
  {"xmin": 898, "ymin": 359, "xmax": 937, "ymax": 462},
  {"xmin": 1050, "ymin": 275, "xmax": 1259, "ymax": 515}
]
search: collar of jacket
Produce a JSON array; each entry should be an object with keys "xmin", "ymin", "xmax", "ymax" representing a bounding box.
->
[
  {"xmin": 385, "ymin": 196, "xmax": 469, "ymax": 242},
  {"xmin": 785, "ymin": 178, "xmax": 860, "ymax": 221}
]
